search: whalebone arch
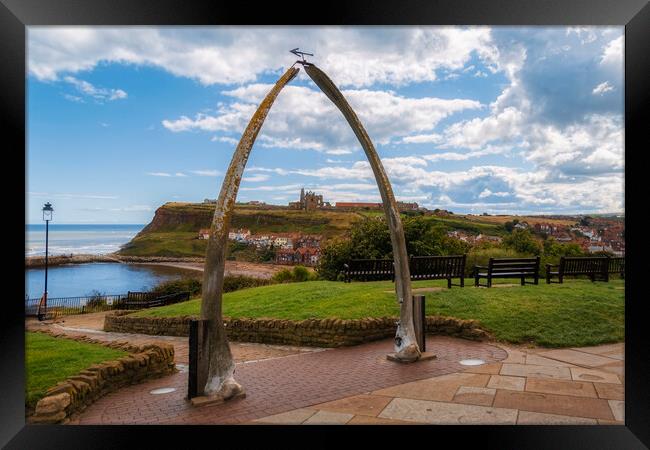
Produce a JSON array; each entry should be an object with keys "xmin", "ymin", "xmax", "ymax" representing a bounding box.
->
[{"xmin": 198, "ymin": 63, "xmax": 420, "ymax": 400}]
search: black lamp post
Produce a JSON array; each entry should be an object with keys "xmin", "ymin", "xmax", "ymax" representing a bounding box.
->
[{"xmin": 38, "ymin": 202, "xmax": 53, "ymax": 321}]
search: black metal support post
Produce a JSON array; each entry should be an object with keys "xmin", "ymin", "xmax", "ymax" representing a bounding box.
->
[
  {"xmin": 44, "ymin": 218, "xmax": 49, "ymax": 313},
  {"xmin": 188, "ymin": 319, "xmax": 209, "ymax": 399},
  {"xmin": 412, "ymin": 295, "xmax": 426, "ymax": 352}
]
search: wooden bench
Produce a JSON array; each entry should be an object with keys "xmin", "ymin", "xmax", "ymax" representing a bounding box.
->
[
  {"xmin": 546, "ymin": 256, "xmax": 612, "ymax": 283},
  {"xmin": 343, "ymin": 255, "xmax": 466, "ymax": 287},
  {"xmin": 409, "ymin": 255, "xmax": 466, "ymax": 288},
  {"xmin": 474, "ymin": 257, "xmax": 540, "ymax": 287},
  {"xmin": 608, "ymin": 257, "xmax": 625, "ymax": 279},
  {"xmin": 342, "ymin": 259, "xmax": 395, "ymax": 282}
]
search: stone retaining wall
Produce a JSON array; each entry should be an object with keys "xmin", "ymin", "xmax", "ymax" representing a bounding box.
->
[
  {"xmin": 104, "ymin": 313, "xmax": 491, "ymax": 347},
  {"xmin": 28, "ymin": 330, "xmax": 176, "ymax": 424}
]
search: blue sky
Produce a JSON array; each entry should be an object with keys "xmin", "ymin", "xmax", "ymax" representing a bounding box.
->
[{"xmin": 26, "ymin": 26, "xmax": 624, "ymax": 224}]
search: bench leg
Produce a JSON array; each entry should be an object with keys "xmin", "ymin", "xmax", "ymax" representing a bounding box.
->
[
  {"xmin": 460, "ymin": 277, "xmax": 465, "ymax": 288},
  {"xmin": 474, "ymin": 274, "xmax": 479, "ymax": 287},
  {"xmin": 546, "ymin": 273, "xmax": 551, "ymax": 284},
  {"xmin": 487, "ymin": 278, "xmax": 492, "ymax": 288},
  {"xmin": 521, "ymin": 277, "xmax": 525, "ymax": 286},
  {"xmin": 447, "ymin": 278, "xmax": 452, "ymax": 289},
  {"xmin": 534, "ymin": 276, "xmax": 539, "ymax": 285},
  {"xmin": 559, "ymin": 275, "xmax": 563, "ymax": 284}
]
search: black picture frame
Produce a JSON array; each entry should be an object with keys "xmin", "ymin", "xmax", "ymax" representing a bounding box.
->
[{"xmin": 3, "ymin": 0, "xmax": 648, "ymax": 448}]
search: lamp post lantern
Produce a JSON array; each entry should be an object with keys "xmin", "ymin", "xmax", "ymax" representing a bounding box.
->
[{"xmin": 38, "ymin": 202, "xmax": 53, "ymax": 321}]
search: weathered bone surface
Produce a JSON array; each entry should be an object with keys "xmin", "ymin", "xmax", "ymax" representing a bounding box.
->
[
  {"xmin": 304, "ymin": 64, "xmax": 420, "ymax": 362},
  {"xmin": 199, "ymin": 62, "xmax": 422, "ymax": 402},
  {"xmin": 200, "ymin": 66, "xmax": 300, "ymax": 398}
]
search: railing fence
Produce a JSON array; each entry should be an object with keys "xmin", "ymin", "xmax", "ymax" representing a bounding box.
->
[{"xmin": 25, "ymin": 291, "xmax": 191, "ymax": 320}]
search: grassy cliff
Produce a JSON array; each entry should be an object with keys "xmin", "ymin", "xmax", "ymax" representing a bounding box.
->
[
  {"xmin": 118, "ymin": 202, "xmax": 366, "ymax": 257},
  {"xmin": 119, "ymin": 202, "xmax": 555, "ymax": 258}
]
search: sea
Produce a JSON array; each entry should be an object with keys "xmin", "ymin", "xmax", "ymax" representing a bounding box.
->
[
  {"xmin": 25, "ymin": 224, "xmax": 199, "ymax": 299},
  {"xmin": 26, "ymin": 224, "xmax": 144, "ymax": 256}
]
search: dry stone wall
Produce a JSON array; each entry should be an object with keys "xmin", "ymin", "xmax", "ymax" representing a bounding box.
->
[
  {"xmin": 104, "ymin": 313, "xmax": 491, "ymax": 346},
  {"xmin": 28, "ymin": 330, "xmax": 176, "ymax": 424}
]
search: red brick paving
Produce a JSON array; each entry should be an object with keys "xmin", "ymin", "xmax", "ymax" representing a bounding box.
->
[{"xmin": 71, "ymin": 336, "xmax": 506, "ymax": 425}]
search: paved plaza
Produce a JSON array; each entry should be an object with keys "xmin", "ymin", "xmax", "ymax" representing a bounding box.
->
[
  {"xmin": 27, "ymin": 316, "xmax": 624, "ymax": 425},
  {"xmin": 254, "ymin": 342, "xmax": 624, "ymax": 425}
]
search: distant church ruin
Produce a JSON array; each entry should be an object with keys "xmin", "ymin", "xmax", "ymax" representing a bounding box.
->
[{"xmin": 289, "ymin": 188, "xmax": 332, "ymax": 210}]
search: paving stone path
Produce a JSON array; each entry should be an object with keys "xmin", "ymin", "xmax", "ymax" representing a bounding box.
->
[
  {"xmin": 69, "ymin": 335, "xmax": 506, "ymax": 424},
  {"xmin": 26, "ymin": 318, "xmax": 319, "ymax": 365},
  {"xmin": 255, "ymin": 342, "xmax": 625, "ymax": 425},
  {"xmin": 27, "ymin": 316, "xmax": 623, "ymax": 425}
]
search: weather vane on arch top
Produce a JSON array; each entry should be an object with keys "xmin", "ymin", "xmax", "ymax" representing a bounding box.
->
[{"xmin": 290, "ymin": 48, "xmax": 314, "ymax": 66}]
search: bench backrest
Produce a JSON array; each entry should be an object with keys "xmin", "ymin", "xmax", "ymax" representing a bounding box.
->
[
  {"xmin": 560, "ymin": 257, "xmax": 608, "ymax": 275},
  {"xmin": 608, "ymin": 257, "xmax": 625, "ymax": 274},
  {"xmin": 410, "ymin": 255, "xmax": 466, "ymax": 280},
  {"xmin": 488, "ymin": 257, "xmax": 540, "ymax": 275},
  {"xmin": 344, "ymin": 258, "xmax": 394, "ymax": 281}
]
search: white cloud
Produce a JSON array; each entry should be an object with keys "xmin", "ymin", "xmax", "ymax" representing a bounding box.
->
[
  {"xmin": 211, "ymin": 136, "xmax": 239, "ymax": 145},
  {"xmin": 190, "ymin": 170, "xmax": 221, "ymax": 177},
  {"xmin": 423, "ymin": 145, "xmax": 506, "ymax": 162},
  {"xmin": 401, "ymin": 133, "xmax": 442, "ymax": 144},
  {"xmin": 109, "ymin": 205, "xmax": 152, "ymax": 212},
  {"xmin": 63, "ymin": 76, "xmax": 127, "ymax": 102},
  {"xmin": 147, "ymin": 172, "xmax": 186, "ymax": 177},
  {"xmin": 28, "ymin": 191, "xmax": 118, "ymax": 200},
  {"xmin": 592, "ymin": 81, "xmax": 614, "ymax": 95},
  {"xmin": 600, "ymin": 36, "xmax": 623, "ymax": 68},
  {"xmin": 525, "ymin": 114, "xmax": 623, "ymax": 176},
  {"xmin": 28, "ymin": 27, "xmax": 501, "ymax": 88},
  {"xmin": 242, "ymin": 174, "xmax": 270, "ymax": 182},
  {"xmin": 566, "ymin": 27, "xmax": 598, "ymax": 44},
  {"xmin": 443, "ymin": 107, "xmax": 525, "ymax": 150},
  {"xmin": 163, "ymin": 84, "xmax": 481, "ymax": 152}
]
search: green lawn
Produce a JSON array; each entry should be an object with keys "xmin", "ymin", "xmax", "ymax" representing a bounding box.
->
[
  {"xmin": 25, "ymin": 332, "xmax": 128, "ymax": 410},
  {"xmin": 133, "ymin": 278, "xmax": 625, "ymax": 348}
]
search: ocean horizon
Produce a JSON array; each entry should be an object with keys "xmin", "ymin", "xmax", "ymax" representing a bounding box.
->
[{"xmin": 25, "ymin": 223, "xmax": 145, "ymax": 256}]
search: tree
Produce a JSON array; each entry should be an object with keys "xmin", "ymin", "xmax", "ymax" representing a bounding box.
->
[
  {"xmin": 502, "ymin": 229, "xmax": 543, "ymax": 255},
  {"xmin": 316, "ymin": 216, "xmax": 471, "ymax": 280},
  {"xmin": 543, "ymin": 238, "xmax": 584, "ymax": 257},
  {"xmin": 504, "ymin": 219, "xmax": 519, "ymax": 233}
]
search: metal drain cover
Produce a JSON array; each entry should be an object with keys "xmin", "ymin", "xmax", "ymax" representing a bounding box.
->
[
  {"xmin": 150, "ymin": 387, "xmax": 176, "ymax": 395},
  {"xmin": 459, "ymin": 359, "xmax": 485, "ymax": 366}
]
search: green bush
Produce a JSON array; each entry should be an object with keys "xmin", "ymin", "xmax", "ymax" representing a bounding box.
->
[
  {"xmin": 85, "ymin": 290, "xmax": 108, "ymax": 309},
  {"xmin": 502, "ymin": 229, "xmax": 543, "ymax": 255},
  {"xmin": 272, "ymin": 269, "xmax": 295, "ymax": 283},
  {"xmin": 152, "ymin": 275, "xmax": 273, "ymax": 296},
  {"xmin": 223, "ymin": 275, "xmax": 273, "ymax": 292},
  {"xmin": 271, "ymin": 265, "xmax": 317, "ymax": 283},
  {"xmin": 151, "ymin": 278, "xmax": 202, "ymax": 297}
]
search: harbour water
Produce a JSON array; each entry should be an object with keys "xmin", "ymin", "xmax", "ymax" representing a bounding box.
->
[
  {"xmin": 25, "ymin": 224, "xmax": 198, "ymax": 298},
  {"xmin": 25, "ymin": 263, "xmax": 200, "ymax": 299}
]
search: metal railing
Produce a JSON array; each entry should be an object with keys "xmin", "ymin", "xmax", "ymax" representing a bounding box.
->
[{"xmin": 25, "ymin": 291, "xmax": 191, "ymax": 319}]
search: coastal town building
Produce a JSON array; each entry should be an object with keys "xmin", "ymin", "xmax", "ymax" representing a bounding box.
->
[
  {"xmin": 228, "ymin": 229, "xmax": 251, "ymax": 242},
  {"xmin": 275, "ymin": 246, "xmax": 321, "ymax": 266}
]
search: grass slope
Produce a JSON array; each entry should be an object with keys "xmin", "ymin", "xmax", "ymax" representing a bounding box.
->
[
  {"xmin": 26, "ymin": 332, "xmax": 128, "ymax": 409},
  {"xmin": 133, "ymin": 278, "xmax": 624, "ymax": 348},
  {"xmin": 118, "ymin": 203, "xmax": 365, "ymax": 257}
]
